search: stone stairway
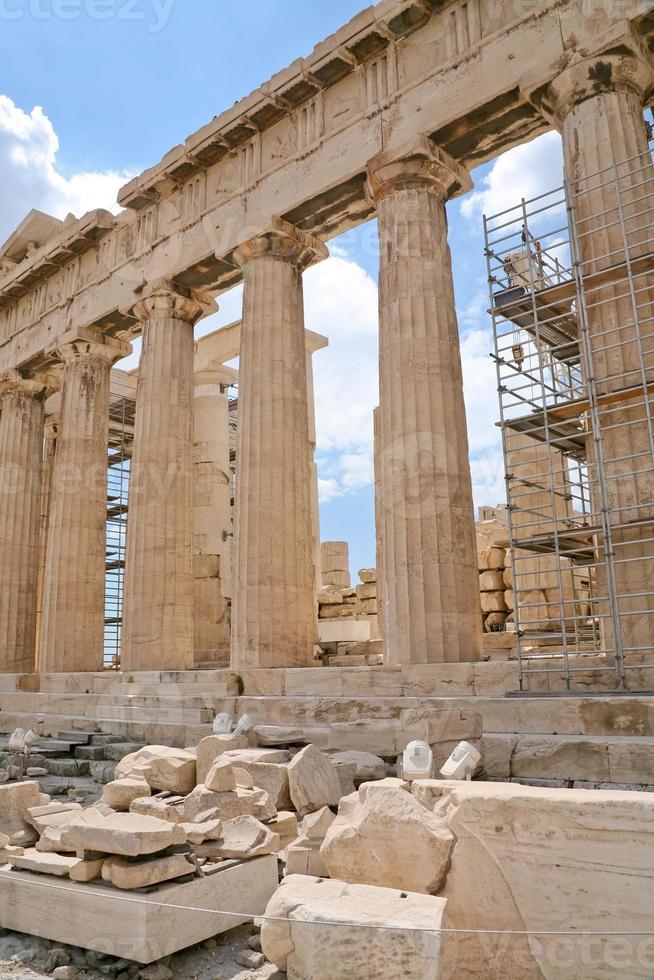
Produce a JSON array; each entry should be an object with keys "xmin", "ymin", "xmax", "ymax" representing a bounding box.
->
[
  {"xmin": 0, "ymin": 731, "xmax": 146, "ymax": 801},
  {"xmin": 0, "ymin": 663, "xmax": 652, "ymax": 788}
]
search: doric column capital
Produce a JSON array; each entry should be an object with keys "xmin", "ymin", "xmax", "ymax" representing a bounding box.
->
[
  {"xmin": 522, "ymin": 27, "xmax": 654, "ymax": 126},
  {"xmin": 56, "ymin": 336, "xmax": 132, "ymax": 367},
  {"xmin": 0, "ymin": 369, "xmax": 57, "ymax": 401},
  {"xmin": 366, "ymin": 138, "xmax": 472, "ymax": 203},
  {"xmin": 195, "ymin": 364, "xmax": 238, "ymax": 389},
  {"xmin": 133, "ymin": 279, "xmax": 217, "ymax": 325},
  {"xmin": 233, "ymin": 218, "xmax": 328, "ymax": 273}
]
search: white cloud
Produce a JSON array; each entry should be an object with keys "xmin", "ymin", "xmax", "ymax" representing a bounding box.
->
[
  {"xmin": 0, "ymin": 95, "xmax": 131, "ymax": 243},
  {"xmin": 304, "ymin": 250, "xmax": 379, "ymax": 497},
  {"xmin": 460, "ymin": 131, "xmax": 563, "ymax": 228},
  {"xmin": 317, "ymin": 477, "xmax": 343, "ymax": 503}
]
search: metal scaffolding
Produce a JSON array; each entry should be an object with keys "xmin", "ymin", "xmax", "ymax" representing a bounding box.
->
[
  {"xmin": 104, "ymin": 373, "xmax": 136, "ymax": 668},
  {"xmin": 484, "ymin": 138, "xmax": 654, "ymax": 691}
]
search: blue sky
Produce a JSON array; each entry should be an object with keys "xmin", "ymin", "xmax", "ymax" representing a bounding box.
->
[{"xmin": 0, "ymin": 0, "xmax": 564, "ymax": 575}]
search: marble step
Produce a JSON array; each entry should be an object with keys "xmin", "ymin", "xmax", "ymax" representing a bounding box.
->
[
  {"xmin": 2, "ymin": 693, "xmax": 654, "ymax": 745},
  {"xmin": 483, "ymin": 733, "xmax": 654, "ymax": 784}
]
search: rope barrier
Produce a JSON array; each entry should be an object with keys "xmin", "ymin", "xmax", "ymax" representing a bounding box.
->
[{"xmin": 0, "ymin": 870, "xmax": 652, "ymax": 939}]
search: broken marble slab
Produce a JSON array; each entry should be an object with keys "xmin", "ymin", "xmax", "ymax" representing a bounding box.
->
[
  {"xmin": 60, "ymin": 810, "xmax": 186, "ymax": 857},
  {"xmin": 261, "ymin": 875, "xmax": 446, "ymax": 979},
  {"xmin": 25, "ymin": 802, "xmax": 83, "ymax": 835},
  {"xmin": 102, "ymin": 852, "xmax": 194, "ymax": 890},
  {"xmin": 9, "ymin": 848, "xmax": 82, "ymax": 877},
  {"xmin": 102, "ymin": 777, "xmax": 151, "ymax": 811},
  {"xmin": 213, "ymin": 816, "xmax": 281, "ymax": 859}
]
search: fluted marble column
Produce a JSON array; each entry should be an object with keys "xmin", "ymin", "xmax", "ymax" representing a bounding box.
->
[
  {"xmin": 35, "ymin": 417, "xmax": 58, "ymax": 669},
  {"xmin": 535, "ymin": 41, "xmax": 654, "ymax": 658},
  {"xmin": 122, "ymin": 280, "xmax": 212, "ymax": 672},
  {"xmin": 41, "ymin": 338, "xmax": 129, "ymax": 673},
  {"xmin": 0, "ymin": 373, "xmax": 49, "ymax": 672},
  {"xmin": 192, "ymin": 363, "xmax": 235, "ymax": 665},
  {"xmin": 367, "ymin": 140, "xmax": 481, "ymax": 665},
  {"xmin": 231, "ymin": 220, "xmax": 328, "ymax": 669}
]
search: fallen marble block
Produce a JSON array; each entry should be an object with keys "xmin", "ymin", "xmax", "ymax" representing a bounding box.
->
[
  {"xmin": 261, "ymin": 875, "xmax": 446, "ymax": 979},
  {"xmin": 222, "ymin": 752, "xmax": 291, "ymax": 809},
  {"xmin": 34, "ymin": 825, "xmax": 76, "ymax": 854},
  {"xmin": 195, "ymin": 734, "xmax": 249, "ymax": 785},
  {"xmin": 102, "ymin": 777, "xmax": 151, "ymax": 811},
  {"xmin": 204, "ymin": 758, "xmax": 236, "ymax": 793},
  {"xmin": 214, "ymin": 815, "xmax": 281, "ymax": 859},
  {"xmin": 9, "ymin": 848, "xmax": 82, "ymax": 877},
  {"xmin": 254, "ymin": 726, "xmax": 306, "ymax": 746},
  {"xmin": 25, "ymin": 802, "xmax": 83, "ymax": 835},
  {"xmin": 130, "ymin": 795, "xmax": 184, "ymax": 823},
  {"xmin": 426, "ymin": 780, "xmax": 654, "ymax": 979},
  {"xmin": 180, "ymin": 819, "xmax": 222, "ymax": 845},
  {"xmin": 183, "ymin": 784, "xmax": 275, "ymax": 823},
  {"xmin": 267, "ymin": 811, "xmax": 298, "ymax": 848},
  {"xmin": 287, "ymin": 745, "xmax": 341, "ymax": 817},
  {"xmin": 0, "ymin": 782, "xmax": 45, "ymax": 843},
  {"xmin": 328, "ymin": 750, "xmax": 386, "ymax": 784},
  {"xmin": 116, "ymin": 746, "xmax": 196, "ymax": 795},
  {"xmin": 321, "ymin": 784, "xmax": 453, "ymax": 894},
  {"xmin": 69, "ymin": 857, "xmax": 105, "ymax": 882},
  {"xmin": 60, "ymin": 810, "xmax": 186, "ymax": 857},
  {"xmin": 102, "ymin": 851, "xmax": 193, "ymax": 890}
]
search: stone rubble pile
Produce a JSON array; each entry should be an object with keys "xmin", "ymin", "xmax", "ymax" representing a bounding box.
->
[
  {"xmin": 476, "ymin": 517, "xmax": 510, "ymax": 633},
  {"xmin": 318, "ymin": 567, "xmax": 378, "ymax": 622},
  {"xmin": 476, "ymin": 508, "xmax": 594, "ymax": 640}
]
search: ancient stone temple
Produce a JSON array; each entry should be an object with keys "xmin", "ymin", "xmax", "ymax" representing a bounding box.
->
[{"xmin": 1, "ymin": 2, "xmax": 654, "ymax": 977}]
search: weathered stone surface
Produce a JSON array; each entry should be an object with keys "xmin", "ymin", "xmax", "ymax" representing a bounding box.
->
[
  {"xmin": 129, "ymin": 796, "xmax": 184, "ymax": 823},
  {"xmin": 254, "ymin": 726, "xmax": 305, "ymax": 746},
  {"xmin": 317, "ymin": 588, "xmax": 344, "ymax": 606},
  {"xmin": 102, "ymin": 852, "xmax": 193, "ymax": 890},
  {"xmin": 60, "ymin": 810, "xmax": 185, "ymax": 857},
  {"xmin": 180, "ymin": 819, "xmax": 222, "ymax": 844},
  {"xmin": 267, "ymin": 811, "xmax": 298, "ymax": 848},
  {"xmin": 204, "ymin": 758, "xmax": 236, "ymax": 793},
  {"xmin": 0, "ymin": 782, "xmax": 45, "ymax": 842},
  {"xmin": 400, "ymin": 706, "xmax": 483, "ymax": 744},
  {"xmin": 288, "ymin": 745, "xmax": 341, "ymax": 817},
  {"xmin": 196, "ymin": 734, "xmax": 249, "ymax": 785},
  {"xmin": 215, "ymin": 815, "xmax": 281, "ymax": 859},
  {"xmin": 301, "ymin": 806, "xmax": 335, "ymax": 841},
  {"xmin": 333, "ymin": 761, "xmax": 356, "ymax": 797},
  {"xmin": 34, "ymin": 826, "xmax": 76, "ymax": 854},
  {"xmin": 233, "ymin": 767, "xmax": 254, "ymax": 788},
  {"xmin": 25, "ymin": 802, "xmax": 83, "ymax": 835},
  {"xmin": 69, "ymin": 858, "xmax": 105, "ymax": 882},
  {"xmin": 223, "ymin": 748, "xmax": 289, "ymax": 764},
  {"xmin": 328, "ymin": 751, "xmax": 386, "ymax": 783},
  {"xmin": 321, "ymin": 786, "xmax": 453, "ymax": 894},
  {"xmin": 430, "ymin": 781, "xmax": 654, "ymax": 978},
  {"xmin": 116, "ymin": 746, "xmax": 196, "ymax": 795},
  {"xmin": 9, "ymin": 848, "xmax": 81, "ymax": 877},
  {"xmin": 285, "ymin": 841, "xmax": 327, "ymax": 877},
  {"xmin": 222, "ymin": 753, "xmax": 291, "ymax": 809},
  {"xmin": 102, "ymin": 777, "xmax": 151, "ymax": 811},
  {"xmin": 261, "ymin": 876, "xmax": 446, "ymax": 978},
  {"xmin": 511, "ymin": 735, "xmax": 610, "ymax": 782},
  {"xmin": 183, "ymin": 784, "xmax": 275, "ymax": 823},
  {"xmin": 327, "ymin": 719, "xmax": 403, "ymax": 756},
  {"xmin": 358, "ymin": 568, "xmax": 377, "ymax": 584}
]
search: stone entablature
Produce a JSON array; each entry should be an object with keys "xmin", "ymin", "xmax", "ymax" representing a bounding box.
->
[{"xmin": 1, "ymin": 1, "xmax": 649, "ymax": 379}]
